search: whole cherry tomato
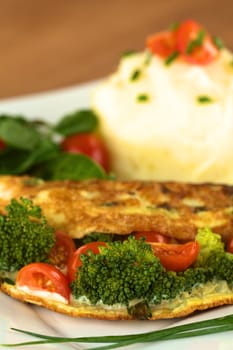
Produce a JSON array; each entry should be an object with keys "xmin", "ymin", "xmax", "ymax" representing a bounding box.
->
[
  {"xmin": 16, "ymin": 262, "xmax": 70, "ymax": 302},
  {"xmin": 61, "ymin": 132, "xmax": 110, "ymax": 172},
  {"xmin": 150, "ymin": 241, "xmax": 199, "ymax": 272},
  {"xmin": 67, "ymin": 241, "xmax": 107, "ymax": 282}
]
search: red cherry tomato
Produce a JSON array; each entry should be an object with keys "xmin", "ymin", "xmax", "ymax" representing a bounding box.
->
[
  {"xmin": 61, "ymin": 132, "xmax": 110, "ymax": 172},
  {"xmin": 150, "ymin": 241, "xmax": 199, "ymax": 272},
  {"xmin": 67, "ymin": 242, "xmax": 107, "ymax": 282},
  {"xmin": 0, "ymin": 139, "xmax": 5, "ymax": 150},
  {"xmin": 48, "ymin": 231, "xmax": 76, "ymax": 270},
  {"xmin": 226, "ymin": 238, "xmax": 233, "ymax": 254},
  {"xmin": 133, "ymin": 231, "xmax": 171, "ymax": 243},
  {"xmin": 16, "ymin": 262, "xmax": 70, "ymax": 302},
  {"xmin": 176, "ymin": 19, "xmax": 218, "ymax": 65},
  {"xmin": 146, "ymin": 30, "xmax": 178, "ymax": 58}
]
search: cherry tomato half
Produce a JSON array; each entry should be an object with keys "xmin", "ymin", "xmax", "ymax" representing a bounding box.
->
[
  {"xmin": 48, "ymin": 231, "xmax": 76, "ymax": 270},
  {"xmin": 150, "ymin": 241, "xmax": 199, "ymax": 272},
  {"xmin": 67, "ymin": 242, "xmax": 107, "ymax": 282},
  {"xmin": 176, "ymin": 19, "xmax": 218, "ymax": 65},
  {"xmin": 0, "ymin": 139, "xmax": 5, "ymax": 150},
  {"xmin": 61, "ymin": 132, "xmax": 110, "ymax": 172},
  {"xmin": 226, "ymin": 238, "xmax": 233, "ymax": 254},
  {"xmin": 16, "ymin": 262, "xmax": 70, "ymax": 302},
  {"xmin": 146, "ymin": 30, "xmax": 178, "ymax": 58},
  {"xmin": 134, "ymin": 231, "xmax": 171, "ymax": 243}
]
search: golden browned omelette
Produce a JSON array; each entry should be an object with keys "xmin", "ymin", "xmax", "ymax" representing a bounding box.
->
[{"xmin": 0, "ymin": 175, "xmax": 233, "ymax": 241}]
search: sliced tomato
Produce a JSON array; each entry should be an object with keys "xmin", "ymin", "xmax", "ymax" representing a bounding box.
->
[
  {"xmin": 60, "ymin": 132, "xmax": 110, "ymax": 172},
  {"xmin": 0, "ymin": 139, "xmax": 5, "ymax": 150},
  {"xmin": 67, "ymin": 242, "xmax": 107, "ymax": 282},
  {"xmin": 16, "ymin": 262, "xmax": 70, "ymax": 302},
  {"xmin": 48, "ymin": 231, "xmax": 76, "ymax": 270},
  {"xmin": 146, "ymin": 30, "xmax": 178, "ymax": 58},
  {"xmin": 133, "ymin": 231, "xmax": 171, "ymax": 243},
  {"xmin": 176, "ymin": 19, "xmax": 218, "ymax": 65},
  {"xmin": 226, "ymin": 238, "xmax": 233, "ymax": 254},
  {"xmin": 150, "ymin": 241, "xmax": 199, "ymax": 272}
]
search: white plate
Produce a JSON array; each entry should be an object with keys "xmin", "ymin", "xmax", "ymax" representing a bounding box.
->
[{"xmin": 0, "ymin": 82, "xmax": 233, "ymax": 350}]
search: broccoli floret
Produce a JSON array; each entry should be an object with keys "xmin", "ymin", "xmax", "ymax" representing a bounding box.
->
[
  {"xmin": 71, "ymin": 237, "xmax": 166, "ymax": 305},
  {"xmin": 0, "ymin": 197, "xmax": 55, "ymax": 272},
  {"xmin": 195, "ymin": 227, "xmax": 224, "ymax": 266},
  {"xmin": 80, "ymin": 232, "xmax": 114, "ymax": 245},
  {"xmin": 195, "ymin": 227, "xmax": 233, "ymax": 286}
]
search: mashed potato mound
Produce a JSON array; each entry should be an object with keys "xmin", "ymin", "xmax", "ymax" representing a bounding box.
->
[{"xmin": 92, "ymin": 48, "xmax": 233, "ymax": 184}]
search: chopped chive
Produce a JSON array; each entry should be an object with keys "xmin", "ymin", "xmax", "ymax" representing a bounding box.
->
[
  {"xmin": 212, "ymin": 36, "xmax": 224, "ymax": 49},
  {"xmin": 137, "ymin": 94, "xmax": 150, "ymax": 102},
  {"xmin": 144, "ymin": 51, "xmax": 153, "ymax": 66},
  {"xmin": 186, "ymin": 30, "xmax": 205, "ymax": 54},
  {"xmin": 130, "ymin": 69, "xmax": 141, "ymax": 81},
  {"xmin": 121, "ymin": 50, "xmax": 136, "ymax": 58},
  {"xmin": 169, "ymin": 22, "xmax": 180, "ymax": 31},
  {"xmin": 197, "ymin": 95, "xmax": 214, "ymax": 103},
  {"xmin": 164, "ymin": 51, "xmax": 179, "ymax": 66}
]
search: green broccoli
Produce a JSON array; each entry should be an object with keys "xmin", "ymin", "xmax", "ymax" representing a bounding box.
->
[
  {"xmin": 0, "ymin": 197, "xmax": 55, "ymax": 272},
  {"xmin": 195, "ymin": 227, "xmax": 233, "ymax": 286},
  {"xmin": 71, "ymin": 237, "xmax": 166, "ymax": 306}
]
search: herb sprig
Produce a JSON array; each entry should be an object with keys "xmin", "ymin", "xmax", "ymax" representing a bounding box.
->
[
  {"xmin": 2, "ymin": 314, "xmax": 233, "ymax": 349},
  {"xmin": 0, "ymin": 110, "xmax": 106, "ymax": 181}
]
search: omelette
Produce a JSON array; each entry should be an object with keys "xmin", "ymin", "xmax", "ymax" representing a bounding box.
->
[{"xmin": 0, "ymin": 175, "xmax": 233, "ymax": 320}]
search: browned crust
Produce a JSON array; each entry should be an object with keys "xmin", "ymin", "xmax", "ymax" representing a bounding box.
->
[
  {"xmin": 0, "ymin": 175, "xmax": 233, "ymax": 241},
  {"xmin": 1, "ymin": 282, "xmax": 233, "ymax": 320}
]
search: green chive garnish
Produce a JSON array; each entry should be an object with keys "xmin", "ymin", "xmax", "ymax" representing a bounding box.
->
[
  {"xmin": 137, "ymin": 94, "xmax": 150, "ymax": 102},
  {"xmin": 130, "ymin": 69, "xmax": 141, "ymax": 81},
  {"xmin": 121, "ymin": 50, "xmax": 136, "ymax": 57},
  {"xmin": 197, "ymin": 95, "xmax": 213, "ymax": 103},
  {"xmin": 165, "ymin": 51, "xmax": 179, "ymax": 66},
  {"xmin": 170, "ymin": 22, "xmax": 180, "ymax": 31},
  {"xmin": 213, "ymin": 36, "xmax": 224, "ymax": 49},
  {"xmin": 3, "ymin": 314, "xmax": 233, "ymax": 348},
  {"xmin": 186, "ymin": 30, "xmax": 205, "ymax": 54}
]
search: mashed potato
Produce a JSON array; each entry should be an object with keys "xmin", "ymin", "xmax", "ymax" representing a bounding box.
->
[{"xmin": 92, "ymin": 30, "xmax": 233, "ymax": 183}]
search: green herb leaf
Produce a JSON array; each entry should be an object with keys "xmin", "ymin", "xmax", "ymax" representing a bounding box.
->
[
  {"xmin": 0, "ymin": 117, "xmax": 41, "ymax": 151},
  {"xmin": 169, "ymin": 22, "xmax": 180, "ymax": 31},
  {"xmin": 197, "ymin": 95, "xmax": 214, "ymax": 103},
  {"xmin": 164, "ymin": 51, "xmax": 179, "ymax": 66},
  {"xmin": 53, "ymin": 109, "xmax": 98, "ymax": 137},
  {"xmin": 35, "ymin": 153, "xmax": 106, "ymax": 181}
]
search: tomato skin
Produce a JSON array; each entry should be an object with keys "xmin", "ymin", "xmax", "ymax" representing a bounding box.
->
[
  {"xmin": 146, "ymin": 30, "xmax": 178, "ymax": 58},
  {"xmin": 0, "ymin": 139, "xmax": 5, "ymax": 150},
  {"xmin": 226, "ymin": 238, "xmax": 233, "ymax": 254},
  {"xmin": 48, "ymin": 231, "xmax": 76, "ymax": 270},
  {"xmin": 134, "ymin": 231, "xmax": 171, "ymax": 243},
  {"xmin": 16, "ymin": 262, "xmax": 70, "ymax": 302},
  {"xmin": 176, "ymin": 19, "xmax": 218, "ymax": 65},
  {"xmin": 67, "ymin": 242, "xmax": 107, "ymax": 282},
  {"xmin": 150, "ymin": 241, "xmax": 199, "ymax": 272},
  {"xmin": 61, "ymin": 132, "xmax": 110, "ymax": 172}
]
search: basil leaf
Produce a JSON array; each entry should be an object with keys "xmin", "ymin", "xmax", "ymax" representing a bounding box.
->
[
  {"xmin": 0, "ymin": 118, "xmax": 41, "ymax": 150},
  {"xmin": 53, "ymin": 110, "xmax": 98, "ymax": 136},
  {"xmin": 33, "ymin": 153, "xmax": 106, "ymax": 181}
]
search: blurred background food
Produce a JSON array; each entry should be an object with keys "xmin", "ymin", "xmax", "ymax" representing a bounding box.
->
[{"xmin": 0, "ymin": 0, "xmax": 233, "ymax": 98}]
